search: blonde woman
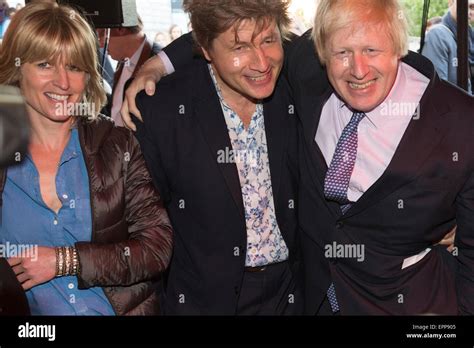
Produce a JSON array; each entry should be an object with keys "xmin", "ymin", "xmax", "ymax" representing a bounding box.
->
[{"xmin": 0, "ymin": 2, "xmax": 172, "ymax": 315}]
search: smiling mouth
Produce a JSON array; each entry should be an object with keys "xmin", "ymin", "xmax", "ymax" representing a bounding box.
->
[
  {"xmin": 249, "ymin": 75, "xmax": 268, "ymax": 82},
  {"xmin": 348, "ymin": 79, "xmax": 376, "ymax": 90},
  {"xmin": 246, "ymin": 70, "xmax": 272, "ymax": 82},
  {"xmin": 45, "ymin": 93, "xmax": 70, "ymax": 102}
]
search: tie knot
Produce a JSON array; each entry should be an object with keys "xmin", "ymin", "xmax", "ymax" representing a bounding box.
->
[{"xmin": 351, "ymin": 111, "xmax": 366, "ymax": 125}]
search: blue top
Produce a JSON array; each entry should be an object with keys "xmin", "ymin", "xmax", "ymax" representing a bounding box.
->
[{"xmin": 0, "ymin": 129, "xmax": 115, "ymax": 315}]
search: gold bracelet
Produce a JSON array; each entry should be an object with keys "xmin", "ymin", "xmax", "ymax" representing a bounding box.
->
[
  {"xmin": 71, "ymin": 247, "xmax": 79, "ymax": 276},
  {"xmin": 56, "ymin": 246, "xmax": 81, "ymax": 277},
  {"xmin": 68, "ymin": 247, "xmax": 75, "ymax": 276},
  {"xmin": 56, "ymin": 247, "xmax": 65, "ymax": 277},
  {"xmin": 61, "ymin": 246, "xmax": 67, "ymax": 276},
  {"xmin": 55, "ymin": 247, "xmax": 61, "ymax": 277},
  {"xmin": 64, "ymin": 246, "xmax": 71, "ymax": 276}
]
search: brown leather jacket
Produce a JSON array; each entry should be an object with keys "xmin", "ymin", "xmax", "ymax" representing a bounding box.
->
[{"xmin": 0, "ymin": 116, "xmax": 173, "ymax": 315}]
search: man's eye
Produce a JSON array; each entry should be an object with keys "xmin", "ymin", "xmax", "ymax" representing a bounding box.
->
[
  {"xmin": 365, "ymin": 48, "xmax": 377, "ymax": 53},
  {"xmin": 234, "ymin": 46, "xmax": 244, "ymax": 51}
]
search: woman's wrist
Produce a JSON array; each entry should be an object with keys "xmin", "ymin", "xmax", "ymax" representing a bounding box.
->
[{"xmin": 55, "ymin": 246, "xmax": 80, "ymax": 277}]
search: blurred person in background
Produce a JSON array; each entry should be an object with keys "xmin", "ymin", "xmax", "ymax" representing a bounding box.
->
[
  {"xmin": 97, "ymin": 16, "xmax": 161, "ymax": 126},
  {"xmin": 169, "ymin": 24, "xmax": 182, "ymax": 41},
  {"xmin": 422, "ymin": 0, "xmax": 474, "ymax": 93},
  {"xmin": 1, "ymin": 7, "xmax": 16, "ymax": 36},
  {"xmin": 426, "ymin": 16, "xmax": 442, "ymax": 33},
  {"xmin": 0, "ymin": 0, "xmax": 9, "ymax": 40},
  {"xmin": 154, "ymin": 31, "xmax": 170, "ymax": 48}
]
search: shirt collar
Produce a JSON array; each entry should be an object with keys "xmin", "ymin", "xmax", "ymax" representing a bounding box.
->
[
  {"xmin": 59, "ymin": 128, "xmax": 81, "ymax": 165},
  {"xmin": 444, "ymin": 11, "xmax": 458, "ymax": 37},
  {"xmin": 123, "ymin": 36, "xmax": 147, "ymax": 71},
  {"xmin": 208, "ymin": 64, "xmax": 231, "ymax": 109},
  {"xmin": 24, "ymin": 128, "xmax": 80, "ymax": 167}
]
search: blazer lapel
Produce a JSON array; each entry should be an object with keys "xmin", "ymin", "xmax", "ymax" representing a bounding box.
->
[
  {"xmin": 194, "ymin": 64, "xmax": 245, "ymax": 218},
  {"xmin": 132, "ymin": 40, "xmax": 153, "ymax": 78},
  {"xmin": 112, "ymin": 61, "xmax": 124, "ymax": 96},
  {"xmin": 299, "ymin": 87, "xmax": 341, "ymax": 219},
  {"xmin": 263, "ymin": 95, "xmax": 286, "ymax": 201},
  {"xmin": 344, "ymin": 81, "xmax": 449, "ymax": 218}
]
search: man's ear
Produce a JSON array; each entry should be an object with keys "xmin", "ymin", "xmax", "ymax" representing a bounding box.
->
[{"xmin": 201, "ymin": 46, "xmax": 212, "ymax": 62}]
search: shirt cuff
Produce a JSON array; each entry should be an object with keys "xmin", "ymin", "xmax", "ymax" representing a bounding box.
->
[{"xmin": 158, "ymin": 51, "xmax": 175, "ymax": 75}]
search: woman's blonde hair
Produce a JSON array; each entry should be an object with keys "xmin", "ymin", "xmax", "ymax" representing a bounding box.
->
[
  {"xmin": 312, "ymin": 0, "xmax": 409, "ymax": 65},
  {"xmin": 0, "ymin": 1, "xmax": 106, "ymax": 119}
]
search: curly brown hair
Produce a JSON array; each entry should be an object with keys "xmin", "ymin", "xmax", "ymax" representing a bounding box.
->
[{"xmin": 183, "ymin": 0, "xmax": 291, "ymax": 51}]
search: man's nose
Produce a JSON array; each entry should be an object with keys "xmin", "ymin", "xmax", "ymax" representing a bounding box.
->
[
  {"xmin": 350, "ymin": 53, "xmax": 370, "ymax": 80},
  {"xmin": 250, "ymin": 47, "xmax": 270, "ymax": 72}
]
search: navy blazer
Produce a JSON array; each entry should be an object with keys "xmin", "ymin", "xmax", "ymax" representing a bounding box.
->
[{"xmin": 286, "ymin": 31, "xmax": 474, "ymax": 315}]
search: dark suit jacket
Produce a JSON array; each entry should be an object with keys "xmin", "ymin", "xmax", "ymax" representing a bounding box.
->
[
  {"xmin": 286, "ymin": 31, "xmax": 474, "ymax": 315},
  {"xmin": 134, "ymin": 59, "xmax": 301, "ymax": 315}
]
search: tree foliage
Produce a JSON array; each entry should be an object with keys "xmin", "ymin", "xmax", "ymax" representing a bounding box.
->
[{"xmin": 401, "ymin": 0, "xmax": 449, "ymax": 36}]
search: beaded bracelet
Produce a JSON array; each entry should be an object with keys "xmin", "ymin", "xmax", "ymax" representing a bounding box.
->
[{"xmin": 55, "ymin": 246, "xmax": 80, "ymax": 277}]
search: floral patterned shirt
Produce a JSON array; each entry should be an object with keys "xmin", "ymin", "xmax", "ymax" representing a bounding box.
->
[{"xmin": 209, "ymin": 65, "xmax": 289, "ymax": 267}]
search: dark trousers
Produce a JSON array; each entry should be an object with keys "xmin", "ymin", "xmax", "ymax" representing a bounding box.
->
[{"xmin": 236, "ymin": 261, "xmax": 302, "ymax": 315}]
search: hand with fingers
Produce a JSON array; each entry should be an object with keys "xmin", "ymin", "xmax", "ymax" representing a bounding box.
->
[
  {"xmin": 435, "ymin": 226, "xmax": 456, "ymax": 253},
  {"xmin": 121, "ymin": 55, "xmax": 167, "ymax": 131},
  {"xmin": 8, "ymin": 246, "xmax": 56, "ymax": 290}
]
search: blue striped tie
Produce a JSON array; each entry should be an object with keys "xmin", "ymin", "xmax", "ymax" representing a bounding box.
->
[{"xmin": 324, "ymin": 111, "xmax": 365, "ymax": 313}]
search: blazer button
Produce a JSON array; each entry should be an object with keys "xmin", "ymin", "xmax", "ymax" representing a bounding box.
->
[
  {"xmin": 234, "ymin": 286, "xmax": 240, "ymax": 295},
  {"xmin": 335, "ymin": 221, "xmax": 344, "ymax": 229}
]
